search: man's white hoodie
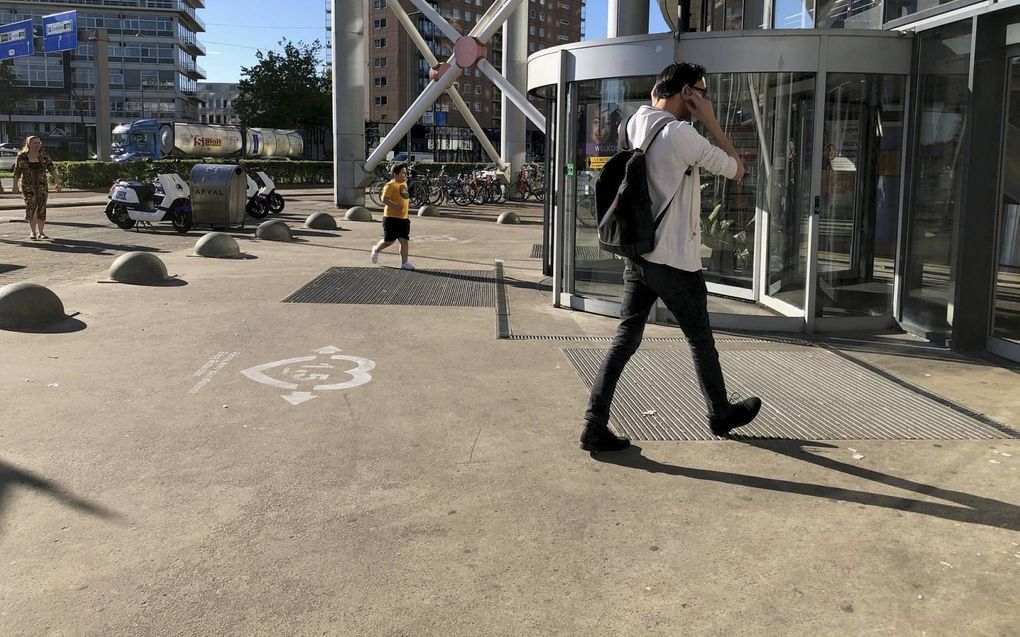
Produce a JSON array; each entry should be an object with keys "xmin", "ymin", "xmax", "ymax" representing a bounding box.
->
[{"xmin": 625, "ymin": 104, "xmax": 739, "ymax": 272}]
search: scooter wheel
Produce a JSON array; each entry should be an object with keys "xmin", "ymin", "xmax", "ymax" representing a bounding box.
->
[
  {"xmin": 247, "ymin": 198, "xmax": 269, "ymax": 219},
  {"xmin": 108, "ymin": 202, "xmax": 136, "ymax": 229},
  {"xmin": 171, "ymin": 209, "xmax": 193, "ymax": 234},
  {"xmin": 268, "ymin": 193, "xmax": 285, "ymax": 214}
]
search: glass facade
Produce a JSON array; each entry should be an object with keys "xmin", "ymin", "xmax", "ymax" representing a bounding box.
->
[
  {"xmin": 1, "ymin": 0, "xmax": 204, "ymax": 153},
  {"xmin": 531, "ymin": 5, "xmax": 1020, "ymax": 361},
  {"xmin": 559, "ymin": 37, "xmax": 908, "ymax": 322},
  {"xmin": 901, "ymin": 23, "xmax": 972, "ymax": 333}
]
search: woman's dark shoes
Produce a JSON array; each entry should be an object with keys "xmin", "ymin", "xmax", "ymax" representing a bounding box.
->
[
  {"xmin": 709, "ymin": 397, "xmax": 762, "ymax": 436},
  {"xmin": 579, "ymin": 424, "xmax": 631, "ymax": 453}
]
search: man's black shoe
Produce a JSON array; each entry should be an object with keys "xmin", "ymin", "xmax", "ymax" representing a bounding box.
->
[
  {"xmin": 579, "ymin": 425, "xmax": 631, "ymax": 453},
  {"xmin": 709, "ymin": 397, "xmax": 762, "ymax": 436}
]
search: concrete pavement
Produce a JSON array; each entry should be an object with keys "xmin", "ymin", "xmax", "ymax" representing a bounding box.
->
[{"xmin": 1, "ymin": 192, "xmax": 1018, "ymax": 636}]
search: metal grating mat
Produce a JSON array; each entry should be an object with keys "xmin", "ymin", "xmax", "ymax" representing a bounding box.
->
[
  {"xmin": 564, "ymin": 347, "xmax": 1019, "ymax": 441},
  {"xmin": 530, "ymin": 244, "xmax": 616, "ymax": 261},
  {"xmin": 283, "ymin": 267, "xmax": 495, "ymax": 307}
]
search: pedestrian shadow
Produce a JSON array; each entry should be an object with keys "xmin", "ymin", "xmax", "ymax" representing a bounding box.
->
[
  {"xmin": 0, "ymin": 458, "xmax": 121, "ymax": 535},
  {"xmin": 592, "ymin": 440, "xmax": 1020, "ymax": 531},
  {"xmin": 0, "ymin": 238, "xmax": 165, "ymax": 255}
]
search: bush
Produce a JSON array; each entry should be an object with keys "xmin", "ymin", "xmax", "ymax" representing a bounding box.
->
[
  {"xmin": 53, "ymin": 159, "xmax": 539, "ymax": 190},
  {"xmin": 55, "ymin": 159, "xmax": 335, "ymax": 190}
]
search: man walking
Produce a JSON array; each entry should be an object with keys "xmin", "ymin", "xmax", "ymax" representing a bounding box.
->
[{"xmin": 580, "ymin": 62, "xmax": 762, "ymax": 453}]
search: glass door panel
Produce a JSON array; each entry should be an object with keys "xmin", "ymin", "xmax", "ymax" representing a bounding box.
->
[
  {"xmin": 902, "ymin": 24, "xmax": 972, "ymax": 334},
  {"xmin": 571, "ymin": 76, "xmax": 656, "ymax": 304},
  {"xmin": 816, "ymin": 73, "xmax": 905, "ymax": 317},
  {"xmin": 992, "ymin": 57, "xmax": 1020, "ymax": 345},
  {"xmin": 760, "ymin": 72, "xmax": 816, "ymax": 313},
  {"xmin": 699, "ymin": 72, "xmax": 762, "ymax": 297}
]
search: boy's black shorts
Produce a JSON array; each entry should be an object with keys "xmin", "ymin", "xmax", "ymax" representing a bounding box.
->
[{"xmin": 382, "ymin": 216, "xmax": 411, "ymax": 242}]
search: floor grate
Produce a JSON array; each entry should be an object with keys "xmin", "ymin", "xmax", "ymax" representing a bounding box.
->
[
  {"xmin": 564, "ymin": 347, "xmax": 1019, "ymax": 441},
  {"xmin": 530, "ymin": 244, "xmax": 616, "ymax": 261},
  {"xmin": 284, "ymin": 267, "xmax": 495, "ymax": 307}
]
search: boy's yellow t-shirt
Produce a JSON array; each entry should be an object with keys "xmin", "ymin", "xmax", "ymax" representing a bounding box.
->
[{"xmin": 382, "ymin": 179, "xmax": 410, "ymax": 218}]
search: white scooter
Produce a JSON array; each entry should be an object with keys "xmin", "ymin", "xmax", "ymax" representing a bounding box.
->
[
  {"xmin": 244, "ymin": 170, "xmax": 270, "ymax": 219},
  {"xmin": 254, "ymin": 169, "xmax": 285, "ymax": 213},
  {"xmin": 106, "ymin": 170, "xmax": 193, "ymax": 233}
]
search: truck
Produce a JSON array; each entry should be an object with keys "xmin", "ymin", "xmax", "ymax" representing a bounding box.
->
[{"xmin": 111, "ymin": 119, "xmax": 303, "ymax": 162}]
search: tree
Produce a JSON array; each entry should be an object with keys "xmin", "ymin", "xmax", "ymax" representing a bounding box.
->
[
  {"xmin": 0, "ymin": 61, "xmax": 27, "ymax": 144},
  {"xmin": 233, "ymin": 39, "xmax": 331, "ymax": 132}
]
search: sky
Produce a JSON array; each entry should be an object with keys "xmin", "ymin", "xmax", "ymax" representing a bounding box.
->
[{"xmin": 200, "ymin": 0, "xmax": 670, "ymax": 83}]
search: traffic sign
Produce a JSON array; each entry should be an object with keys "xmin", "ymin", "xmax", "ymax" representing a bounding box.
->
[
  {"xmin": 0, "ymin": 19, "xmax": 33, "ymax": 61},
  {"xmin": 436, "ymin": 111, "xmax": 447, "ymax": 126},
  {"xmin": 42, "ymin": 11, "xmax": 77, "ymax": 53}
]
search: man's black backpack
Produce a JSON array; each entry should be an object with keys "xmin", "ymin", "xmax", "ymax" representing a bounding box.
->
[{"xmin": 594, "ymin": 117, "xmax": 674, "ymax": 258}]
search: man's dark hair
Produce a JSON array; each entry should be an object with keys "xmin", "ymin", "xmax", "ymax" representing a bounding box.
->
[
  {"xmin": 651, "ymin": 62, "xmax": 707, "ymax": 100},
  {"xmin": 392, "ymin": 163, "xmax": 408, "ymax": 176}
]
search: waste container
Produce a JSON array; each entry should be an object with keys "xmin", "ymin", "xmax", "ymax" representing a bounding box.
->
[{"xmin": 189, "ymin": 164, "xmax": 246, "ymax": 227}]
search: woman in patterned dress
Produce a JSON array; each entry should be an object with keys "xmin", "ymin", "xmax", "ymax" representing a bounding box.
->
[{"xmin": 12, "ymin": 136, "xmax": 62, "ymax": 240}]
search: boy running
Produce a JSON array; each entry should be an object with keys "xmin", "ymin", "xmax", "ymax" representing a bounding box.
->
[{"xmin": 371, "ymin": 163, "xmax": 415, "ymax": 270}]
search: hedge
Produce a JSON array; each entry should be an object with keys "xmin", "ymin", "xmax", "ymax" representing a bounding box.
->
[
  {"xmin": 55, "ymin": 159, "xmax": 335, "ymax": 190},
  {"xmin": 51, "ymin": 160, "xmax": 542, "ymax": 190}
]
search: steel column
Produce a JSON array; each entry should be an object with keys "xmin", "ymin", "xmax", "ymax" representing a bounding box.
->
[
  {"xmin": 332, "ymin": 0, "xmax": 366, "ymax": 206},
  {"xmin": 608, "ymin": 0, "xmax": 650, "ymax": 37},
  {"xmin": 500, "ymin": 1, "xmax": 529, "ymax": 187}
]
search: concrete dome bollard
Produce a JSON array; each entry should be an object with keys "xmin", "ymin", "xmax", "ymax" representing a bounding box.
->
[
  {"xmin": 107, "ymin": 252, "xmax": 172, "ymax": 285},
  {"xmin": 305, "ymin": 212, "xmax": 338, "ymax": 230},
  {"xmin": 497, "ymin": 211, "xmax": 521, "ymax": 225},
  {"xmin": 194, "ymin": 232, "xmax": 241, "ymax": 258},
  {"xmin": 345, "ymin": 206, "xmax": 373, "ymax": 222},
  {"xmin": 417, "ymin": 205, "xmax": 440, "ymax": 217},
  {"xmin": 0, "ymin": 282, "xmax": 66, "ymax": 330},
  {"xmin": 256, "ymin": 219, "xmax": 293, "ymax": 242}
]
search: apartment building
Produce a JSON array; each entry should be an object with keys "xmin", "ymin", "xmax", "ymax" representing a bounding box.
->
[
  {"xmin": 0, "ymin": 0, "xmax": 206, "ymax": 158},
  {"xmin": 197, "ymin": 81, "xmax": 239, "ymax": 125}
]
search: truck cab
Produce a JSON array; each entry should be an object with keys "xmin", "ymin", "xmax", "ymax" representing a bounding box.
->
[{"xmin": 112, "ymin": 119, "xmax": 161, "ymax": 162}]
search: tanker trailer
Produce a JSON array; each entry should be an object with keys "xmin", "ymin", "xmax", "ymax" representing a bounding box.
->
[{"xmin": 112, "ymin": 120, "xmax": 303, "ymax": 161}]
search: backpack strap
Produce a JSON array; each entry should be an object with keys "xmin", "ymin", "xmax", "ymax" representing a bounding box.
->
[{"xmin": 619, "ymin": 114, "xmax": 673, "ymax": 153}]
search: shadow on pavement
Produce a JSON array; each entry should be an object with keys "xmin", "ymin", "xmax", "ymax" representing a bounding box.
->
[
  {"xmin": 0, "ymin": 264, "xmax": 26, "ymax": 275},
  {"xmin": 0, "ymin": 458, "xmax": 121, "ymax": 534},
  {"xmin": 593, "ymin": 440, "xmax": 1020, "ymax": 531},
  {"xmin": 1, "ymin": 238, "xmax": 165, "ymax": 255},
  {"xmin": 2, "ymin": 315, "xmax": 87, "ymax": 334}
]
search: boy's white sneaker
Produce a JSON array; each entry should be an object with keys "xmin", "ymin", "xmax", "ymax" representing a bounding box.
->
[
  {"xmin": 370, "ymin": 247, "xmax": 379, "ymax": 264},
  {"xmin": 400, "ymin": 261, "xmax": 415, "ymax": 270}
]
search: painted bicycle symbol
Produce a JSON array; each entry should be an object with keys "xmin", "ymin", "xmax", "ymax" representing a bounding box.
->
[{"xmin": 241, "ymin": 346, "xmax": 376, "ymax": 405}]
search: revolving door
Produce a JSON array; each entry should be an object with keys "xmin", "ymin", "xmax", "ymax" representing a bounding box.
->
[{"xmin": 528, "ymin": 30, "xmax": 913, "ymax": 332}]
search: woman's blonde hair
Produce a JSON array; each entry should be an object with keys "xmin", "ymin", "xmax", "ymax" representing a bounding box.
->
[{"xmin": 19, "ymin": 136, "xmax": 41, "ymax": 154}]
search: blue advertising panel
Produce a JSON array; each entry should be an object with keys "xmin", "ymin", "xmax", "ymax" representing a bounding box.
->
[
  {"xmin": 42, "ymin": 11, "xmax": 77, "ymax": 53},
  {"xmin": 436, "ymin": 111, "xmax": 447, "ymax": 126},
  {"xmin": 0, "ymin": 19, "xmax": 33, "ymax": 61}
]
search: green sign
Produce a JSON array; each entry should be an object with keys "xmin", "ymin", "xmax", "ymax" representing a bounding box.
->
[{"xmin": 566, "ymin": 163, "xmax": 575, "ymax": 177}]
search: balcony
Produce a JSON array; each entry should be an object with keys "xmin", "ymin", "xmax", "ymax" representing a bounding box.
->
[
  {"xmin": 181, "ymin": 36, "xmax": 206, "ymax": 56},
  {"xmin": 176, "ymin": 0, "xmax": 206, "ymax": 33}
]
